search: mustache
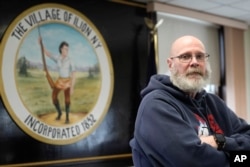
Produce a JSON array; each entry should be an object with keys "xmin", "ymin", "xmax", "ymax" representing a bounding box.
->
[{"xmin": 186, "ymin": 69, "xmax": 203, "ymax": 76}]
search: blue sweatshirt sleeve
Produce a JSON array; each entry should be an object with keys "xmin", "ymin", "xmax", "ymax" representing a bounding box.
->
[
  {"xmin": 207, "ymin": 94, "xmax": 250, "ymax": 151},
  {"xmin": 133, "ymin": 93, "xmax": 229, "ymax": 167},
  {"xmin": 223, "ymin": 108, "xmax": 250, "ymax": 151}
]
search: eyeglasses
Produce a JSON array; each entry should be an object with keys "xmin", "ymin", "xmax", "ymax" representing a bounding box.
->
[{"xmin": 170, "ymin": 53, "xmax": 210, "ymax": 63}]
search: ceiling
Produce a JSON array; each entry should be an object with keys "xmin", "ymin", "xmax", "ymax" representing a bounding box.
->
[{"xmin": 132, "ymin": 0, "xmax": 250, "ymax": 25}]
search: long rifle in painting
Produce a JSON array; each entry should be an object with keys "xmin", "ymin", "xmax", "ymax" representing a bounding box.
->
[{"xmin": 38, "ymin": 25, "xmax": 55, "ymax": 89}]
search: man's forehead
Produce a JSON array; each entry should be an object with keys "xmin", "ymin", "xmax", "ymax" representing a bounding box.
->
[{"xmin": 171, "ymin": 36, "xmax": 205, "ymax": 55}]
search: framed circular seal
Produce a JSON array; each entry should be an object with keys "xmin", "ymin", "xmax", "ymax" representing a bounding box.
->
[{"xmin": 0, "ymin": 3, "xmax": 114, "ymax": 145}]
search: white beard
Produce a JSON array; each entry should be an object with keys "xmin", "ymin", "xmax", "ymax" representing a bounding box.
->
[{"xmin": 170, "ymin": 62, "xmax": 212, "ymax": 93}]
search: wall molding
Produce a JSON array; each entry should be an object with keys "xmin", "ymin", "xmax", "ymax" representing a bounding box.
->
[{"xmin": 147, "ymin": 2, "xmax": 248, "ymax": 30}]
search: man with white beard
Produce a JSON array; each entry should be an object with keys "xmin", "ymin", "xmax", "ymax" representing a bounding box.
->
[{"xmin": 130, "ymin": 35, "xmax": 250, "ymax": 167}]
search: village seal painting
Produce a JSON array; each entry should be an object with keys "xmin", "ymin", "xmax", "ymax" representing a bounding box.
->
[{"xmin": 0, "ymin": 3, "xmax": 114, "ymax": 145}]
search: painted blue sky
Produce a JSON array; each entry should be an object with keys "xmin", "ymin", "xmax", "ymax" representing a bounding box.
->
[{"xmin": 18, "ymin": 23, "xmax": 98, "ymax": 68}]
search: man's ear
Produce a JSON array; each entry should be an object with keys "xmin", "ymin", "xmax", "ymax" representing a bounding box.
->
[{"xmin": 167, "ymin": 58, "xmax": 172, "ymax": 69}]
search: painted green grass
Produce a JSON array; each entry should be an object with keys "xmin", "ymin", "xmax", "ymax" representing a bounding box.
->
[{"xmin": 16, "ymin": 69, "xmax": 101, "ymax": 116}]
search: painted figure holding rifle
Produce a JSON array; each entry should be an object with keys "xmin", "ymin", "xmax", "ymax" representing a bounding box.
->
[{"xmin": 38, "ymin": 37, "xmax": 76, "ymax": 124}]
